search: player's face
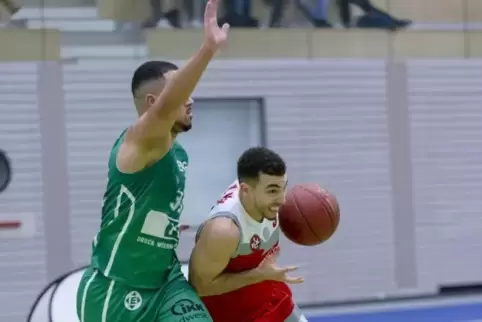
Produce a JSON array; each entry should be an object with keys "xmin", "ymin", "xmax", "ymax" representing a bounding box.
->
[
  {"xmin": 172, "ymin": 98, "xmax": 193, "ymax": 133},
  {"xmin": 253, "ymin": 173, "xmax": 288, "ymax": 221},
  {"xmin": 144, "ymin": 70, "xmax": 193, "ymax": 134},
  {"xmin": 163, "ymin": 70, "xmax": 193, "ymax": 133}
]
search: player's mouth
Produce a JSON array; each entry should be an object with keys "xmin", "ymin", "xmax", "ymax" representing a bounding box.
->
[{"xmin": 268, "ymin": 206, "xmax": 280, "ymax": 213}]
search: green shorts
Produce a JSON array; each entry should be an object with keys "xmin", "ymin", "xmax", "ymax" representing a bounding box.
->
[{"xmin": 76, "ymin": 266, "xmax": 212, "ymax": 322}]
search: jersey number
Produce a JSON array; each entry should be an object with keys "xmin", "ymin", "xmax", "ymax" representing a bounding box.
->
[
  {"xmin": 216, "ymin": 183, "xmax": 237, "ymax": 204},
  {"xmin": 170, "ymin": 189, "xmax": 184, "ymax": 214}
]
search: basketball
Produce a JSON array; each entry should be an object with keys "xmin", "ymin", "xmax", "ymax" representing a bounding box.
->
[{"xmin": 278, "ymin": 184, "xmax": 340, "ymax": 246}]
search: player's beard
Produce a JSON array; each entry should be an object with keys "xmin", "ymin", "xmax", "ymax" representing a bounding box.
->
[{"xmin": 174, "ymin": 121, "xmax": 192, "ymax": 133}]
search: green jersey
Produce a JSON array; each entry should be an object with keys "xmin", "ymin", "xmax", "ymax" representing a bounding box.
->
[{"xmin": 91, "ymin": 130, "xmax": 188, "ymax": 289}]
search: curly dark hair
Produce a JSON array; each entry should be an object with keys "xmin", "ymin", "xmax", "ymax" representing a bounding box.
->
[{"xmin": 237, "ymin": 147, "xmax": 286, "ymax": 183}]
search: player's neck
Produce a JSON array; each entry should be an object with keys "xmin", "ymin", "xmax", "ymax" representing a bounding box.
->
[{"xmin": 238, "ymin": 192, "xmax": 263, "ymax": 223}]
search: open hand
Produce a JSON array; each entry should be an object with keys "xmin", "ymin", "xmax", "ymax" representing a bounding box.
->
[
  {"xmin": 257, "ymin": 250, "xmax": 304, "ymax": 284},
  {"xmin": 203, "ymin": 0, "xmax": 230, "ymax": 51}
]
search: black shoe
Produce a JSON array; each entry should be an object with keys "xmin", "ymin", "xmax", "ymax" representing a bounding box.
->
[
  {"xmin": 395, "ymin": 19, "xmax": 412, "ymax": 29},
  {"xmin": 220, "ymin": 13, "xmax": 258, "ymax": 28},
  {"xmin": 313, "ymin": 19, "xmax": 332, "ymax": 28},
  {"xmin": 356, "ymin": 13, "xmax": 398, "ymax": 31},
  {"xmin": 141, "ymin": 18, "xmax": 159, "ymax": 29},
  {"xmin": 164, "ymin": 9, "xmax": 182, "ymax": 28}
]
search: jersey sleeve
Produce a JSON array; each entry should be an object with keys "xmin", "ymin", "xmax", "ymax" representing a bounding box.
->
[{"xmin": 195, "ymin": 211, "xmax": 241, "ymax": 242}]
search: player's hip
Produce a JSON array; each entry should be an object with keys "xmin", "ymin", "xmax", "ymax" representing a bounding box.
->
[
  {"xmin": 76, "ymin": 267, "xmax": 158, "ymax": 322},
  {"xmin": 77, "ymin": 267, "xmax": 210, "ymax": 322},
  {"xmin": 201, "ymin": 282, "xmax": 295, "ymax": 322},
  {"xmin": 90, "ymin": 250, "xmax": 181, "ymax": 289}
]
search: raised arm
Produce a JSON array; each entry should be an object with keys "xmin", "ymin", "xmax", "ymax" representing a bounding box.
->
[
  {"xmin": 133, "ymin": 0, "xmax": 228, "ymax": 141},
  {"xmin": 189, "ymin": 217, "xmax": 266, "ymax": 296},
  {"xmin": 119, "ymin": 0, "xmax": 230, "ymax": 172}
]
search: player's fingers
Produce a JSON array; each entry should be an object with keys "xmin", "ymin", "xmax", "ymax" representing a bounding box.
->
[
  {"xmin": 285, "ymin": 276, "xmax": 305, "ymax": 284},
  {"xmin": 279, "ymin": 265, "xmax": 299, "ymax": 273},
  {"xmin": 221, "ymin": 23, "xmax": 230, "ymax": 34},
  {"xmin": 204, "ymin": 0, "xmax": 214, "ymax": 20},
  {"xmin": 209, "ymin": 0, "xmax": 218, "ymax": 14}
]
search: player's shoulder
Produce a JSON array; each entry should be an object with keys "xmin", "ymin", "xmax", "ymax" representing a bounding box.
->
[
  {"xmin": 172, "ymin": 140, "xmax": 188, "ymax": 158},
  {"xmin": 196, "ymin": 211, "xmax": 240, "ymax": 246},
  {"xmin": 196, "ymin": 215, "xmax": 240, "ymax": 258},
  {"xmin": 110, "ymin": 128, "xmax": 129, "ymax": 152},
  {"xmin": 209, "ymin": 180, "xmax": 242, "ymax": 216},
  {"xmin": 204, "ymin": 215, "xmax": 240, "ymax": 237},
  {"xmin": 107, "ymin": 129, "xmax": 129, "ymax": 170},
  {"xmin": 121, "ymin": 123, "xmax": 173, "ymax": 158}
]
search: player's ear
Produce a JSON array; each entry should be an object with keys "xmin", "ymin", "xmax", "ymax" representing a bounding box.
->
[
  {"xmin": 239, "ymin": 182, "xmax": 250, "ymax": 194},
  {"xmin": 145, "ymin": 94, "xmax": 157, "ymax": 106}
]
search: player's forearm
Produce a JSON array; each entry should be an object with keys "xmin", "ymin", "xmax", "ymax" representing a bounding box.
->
[
  {"xmin": 153, "ymin": 45, "xmax": 215, "ymax": 117},
  {"xmin": 195, "ymin": 269, "xmax": 265, "ymax": 297}
]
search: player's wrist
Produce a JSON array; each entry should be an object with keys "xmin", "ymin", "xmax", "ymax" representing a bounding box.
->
[
  {"xmin": 252, "ymin": 267, "xmax": 269, "ymax": 282},
  {"xmin": 200, "ymin": 41, "xmax": 219, "ymax": 56}
]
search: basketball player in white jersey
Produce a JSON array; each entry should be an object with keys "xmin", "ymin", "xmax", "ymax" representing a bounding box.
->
[{"xmin": 189, "ymin": 147, "xmax": 308, "ymax": 322}]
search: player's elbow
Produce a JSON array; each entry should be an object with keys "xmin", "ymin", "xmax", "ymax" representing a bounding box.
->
[
  {"xmin": 194, "ymin": 282, "xmax": 220, "ymax": 297},
  {"xmin": 189, "ymin": 265, "xmax": 218, "ymax": 297},
  {"xmin": 189, "ymin": 272, "xmax": 213, "ymax": 297}
]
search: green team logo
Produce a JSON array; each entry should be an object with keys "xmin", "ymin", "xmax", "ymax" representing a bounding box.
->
[
  {"xmin": 114, "ymin": 185, "xmax": 184, "ymax": 249},
  {"xmin": 124, "ymin": 291, "xmax": 142, "ymax": 311},
  {"xmin": 140, "ymin": 210, "xmax": 180, "ymax": 241},
  {"xmin": 139, "ymin": 187, "xmax": 184, "ymax": 246}
]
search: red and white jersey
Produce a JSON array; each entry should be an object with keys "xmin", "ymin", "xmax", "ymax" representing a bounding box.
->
[
  {"xmin": 198, "ymin": 181, "xmax": 294, "ymax": 322},
  {"xmin": 208, "ymin": 180, "xmax": 280, "ymax": 271}
]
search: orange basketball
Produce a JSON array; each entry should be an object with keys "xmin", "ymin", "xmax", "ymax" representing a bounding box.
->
[{"xmin": 279, "ymin": 184, "xmax": 340, "ymax": 246}]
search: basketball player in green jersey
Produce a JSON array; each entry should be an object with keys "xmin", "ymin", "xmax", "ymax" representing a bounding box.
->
[{"xmin": 76, "ymin": 1, "xmax": 229, "ymax": 321}]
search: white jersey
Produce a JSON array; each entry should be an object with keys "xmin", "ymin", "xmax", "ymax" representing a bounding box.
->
[{"xmin": 204, "ymin": 180, "xmax": 279, "ymax": 271}]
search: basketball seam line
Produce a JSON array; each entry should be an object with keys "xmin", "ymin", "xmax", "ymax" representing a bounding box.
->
[
  {"xmin": 299, "ymin": 185, "xmax": 335, "ymax": 236},
  {"xmin": 291, "ymin": 187, "xmax": 321, "ymax": 242}
]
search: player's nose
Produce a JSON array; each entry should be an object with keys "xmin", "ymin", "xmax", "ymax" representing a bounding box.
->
[{"xmin": 276, "ymin": 195, "xmax": 286, "ymax": 205}]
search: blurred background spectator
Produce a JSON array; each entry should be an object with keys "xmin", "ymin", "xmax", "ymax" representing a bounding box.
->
[
  {"xmin": 143, "ymin": 0, "xmax": 206, "ymax": 29},
  {"xmin": 140, "ymin": 0, "xmax": 411, "ymax": 30},
  {"xmin": 338, "ymin": 0, "xmax": 411, "ymax": 30},
  {"xmin": 221, "ymin": 0, "xmax": 258, "ymax": 27},
  {"xmin": 0, "ymin": 0, "xmax": 20, "ymax": 15},
  {"xmin": 0, "ymin": 0, "xmax": 20, "ymax": 23},
  {"xmin": 265, "ymin": 0, "xmax": 333, "ymax": 28},
  {"xmin": 296, "ymin": 0, "xmax": 332, "ymax": 28}
]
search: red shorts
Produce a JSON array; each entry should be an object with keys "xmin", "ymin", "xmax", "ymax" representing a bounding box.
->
[{"xmin": 202, "ymin": 281, "xmax": 294, "ymax": 322}]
